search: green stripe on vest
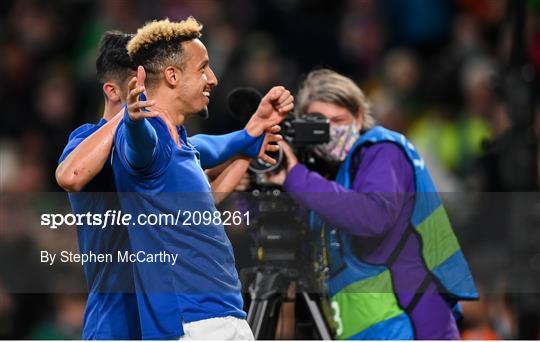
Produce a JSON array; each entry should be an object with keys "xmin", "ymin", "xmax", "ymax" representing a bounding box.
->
[
  {"xmin": 320, "ymin": 126, "xmax": 478, "ymax": 339},
  {"xmin": 417, "ymin": 205, "xmax": 460, "ymax": 270},
  {"xmin": 331, "ymin": 270, "xmax": 404, "ymax": 339}
]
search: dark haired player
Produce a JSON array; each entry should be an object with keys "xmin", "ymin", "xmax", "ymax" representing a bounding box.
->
[{"xmin": 57, "ymin": 31, "xmax": 142, "ymax": 340}]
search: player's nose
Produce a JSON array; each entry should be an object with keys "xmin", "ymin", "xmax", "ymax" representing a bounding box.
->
[{"xmin": 207, "ymin": 67, "xmax": 218, "ymax": 87}]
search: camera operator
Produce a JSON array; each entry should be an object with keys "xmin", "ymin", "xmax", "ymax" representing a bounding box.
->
[{"xmin": 269, "ymin": 69, "xmax": 478, "ymax": 340}]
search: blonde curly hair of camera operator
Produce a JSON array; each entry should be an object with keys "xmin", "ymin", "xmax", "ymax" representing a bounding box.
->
[{"xmin": 297, "ymin": 69, "xmax": 375, "ymax": 129}]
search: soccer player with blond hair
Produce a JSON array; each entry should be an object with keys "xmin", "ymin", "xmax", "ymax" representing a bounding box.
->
[
  {"xmin": 57, "ymin": 25, "xmax": 286, "ymax": 339},
  {"xmin": 111, "ymin": 17, "xmax": 293, "ymax": 339}
]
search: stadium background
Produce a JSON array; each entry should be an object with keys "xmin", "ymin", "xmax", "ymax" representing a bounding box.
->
[{"xmin": 1, "ymin": 0, "xmax": 539, "ymax": 339}]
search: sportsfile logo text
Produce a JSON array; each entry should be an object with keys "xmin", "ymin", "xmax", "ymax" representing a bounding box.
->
[{"xmin": 40, "ymin": 210, "xmax": 250, "ymax": 229}]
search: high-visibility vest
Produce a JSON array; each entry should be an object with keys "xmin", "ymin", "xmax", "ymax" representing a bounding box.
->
[{"xmin": 314, "ymin": 126, "xmax": 478, "ymax": 339}]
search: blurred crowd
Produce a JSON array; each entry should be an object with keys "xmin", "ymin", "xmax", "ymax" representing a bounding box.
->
[{"xmin": 1, "ymin": 0, "xmax": 539, "ymax": 339}]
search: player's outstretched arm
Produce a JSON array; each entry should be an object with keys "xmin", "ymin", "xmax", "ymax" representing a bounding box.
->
[
  {"xmin": 56, "ymin": 110, "xmax": 123, "ymax": 192},
  {"xmin": 190, "ymin": 125, "xmax": 282, "ymax": 169},
  {"xmin": 122, "ymin": 66, "xmax": 162, "ymax": 169},
  {"xmin": 190, "ymin": 86, "xmax": 292, "ymax": 169}
]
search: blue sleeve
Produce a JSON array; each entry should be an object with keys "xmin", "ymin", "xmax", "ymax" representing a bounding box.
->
[
  {"xmin": 189, "ymin": 130, "xmax": 265, "ymax": 169},
  {"xmin": 123, "ymin": 106, "xmax": 158, "ymax": 169},
  {"xmin": 115, "ymin": 117, "xmax": 173, "ymax": 178},
  {"xmin": 58, "ymin": 124, "xmax": 97, "ymax": 164}
]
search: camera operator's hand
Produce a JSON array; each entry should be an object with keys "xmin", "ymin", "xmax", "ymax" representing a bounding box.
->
[
  {"xmin": 245, "ymin": 86, "xmax": 294, "ymax": 137},
  {"xmin": 267, "ymin": 141, "xmax": 298, "ymax": 185},
  {"xmin": 280, "ymin": 141, "xmax": 298, "ymax": 171}
]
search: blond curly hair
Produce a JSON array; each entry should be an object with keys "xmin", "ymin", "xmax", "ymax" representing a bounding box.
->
[{"xmin": 127, "ymin": 17, "xmax": 203, "ymax": 87}]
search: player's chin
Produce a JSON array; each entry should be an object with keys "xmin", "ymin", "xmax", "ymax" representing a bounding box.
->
[
  {"xmin": 196, "ymin": 107, "xmax": 209, "ymax": 119},
  {"xmin": 196, "ymin": 97, "xmax": 209, "ymax": 111}
]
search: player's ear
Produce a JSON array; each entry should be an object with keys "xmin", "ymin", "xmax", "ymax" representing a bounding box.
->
[
  {"xmin": 103, "ymin": 83, "xmax": 121, "ymax": 102},
  {"xmin": 164, "ymin": 66, "xmax": 178, "ymax": 86}
]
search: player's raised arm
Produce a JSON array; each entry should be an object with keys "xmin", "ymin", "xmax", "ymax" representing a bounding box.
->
[
  {"xmin": 122, "ymin": 66, "xmax": 163, "ymax": 169},
  {"xmin": 190, "ymin": 86, "xmax": 293, "ymax": 168}
]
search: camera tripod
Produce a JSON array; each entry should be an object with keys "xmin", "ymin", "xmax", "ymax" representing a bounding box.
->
[{"xmin": 242, "ymin": 265, "xmax": 332, "ymax": 340}]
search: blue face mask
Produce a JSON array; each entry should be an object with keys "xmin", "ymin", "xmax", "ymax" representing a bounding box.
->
[{"xmin": 313, "ymin": 120, "xmax": 360, "ymax": 162}]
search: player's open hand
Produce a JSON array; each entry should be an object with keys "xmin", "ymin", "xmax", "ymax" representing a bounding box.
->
[{"xmin": 126, "ymin": 66, "xmax": 159, "ymax": 121}]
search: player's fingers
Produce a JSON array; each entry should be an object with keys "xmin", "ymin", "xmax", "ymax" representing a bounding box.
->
[
  {"xmin": 278, "ymin": 103, "xmax": 294, "ymax": 114},
  {"xmin": 277, "ymin": 102, "xmax": 293, "ymax": 113},
  {"xmin": 133, "ymin": 100, "xmax": 156, "ymax": 110},
  {"xmin": 266, "ymin": 86, "xmax": 285, "ymax": 101},
  {"xmin": 260, "ymin": 154, "xmax": 277, "ymax": 165},
  {"xmin": 128, "ymin": 109, "xmax": 158, "ymax": 121},
  {"xmin": 128, "ymin": 77, "xmax": 137, "ymax": 91},
  {"xmin": 136, "ymin": 66, "xmax": 146, "ymax": 88},
  {"xmin": 128, "ymin": 100, "xmax": 155, "ymax": 118},
  {"xmin": 265, "ymin": 144, "xmax": 280, "ymax": 152},
  {"xmin": 267, "ymin": 134, "xmax": 283, "ymax": 143},
  {"xmin": 127, "ymin": 78, "xmax": 138, "ymax": 101},
  {"xmin": 268, "ymin": 125, "xmax": 281, "ymax": 134},
  {"xmin": 276, "ymin": 90, "xmax": 291, "ymax": 105},
  {"xmin": 128, "ymin": 86, "xmax": 145, "ymax": 103},
  {"xmin": 127, "ymin": 102, "xmax": 139, "ymax": 114},
  {"xmin": 277, "ymin": 95, "xmax": 294, "ymax": 110},
  {"xmin": 142, "ymin": 110, "xmax": 160, "ymax": 118},
  {"xmin": 127, "ymin": 111, "xmax": 142, "ymax": 120}
]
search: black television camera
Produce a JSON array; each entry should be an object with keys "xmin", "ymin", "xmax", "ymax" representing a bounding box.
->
[
  {"xmin": 249, "ymin": 112, "xmax": 330, "ymax": 174},
  {"xmin": 226, "ymin": 87, "xmax": 333, "ymax": 338},
  {"xmin": 228, "ymin": 87, "xmax": 330, "ymax": 261},
  {"xmin": 227, "ymin": 86, "xmax": 330, "ymax": 174}
]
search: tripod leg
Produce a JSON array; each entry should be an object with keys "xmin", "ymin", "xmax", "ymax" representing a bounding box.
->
[
  {"xmin": 246, "ymin": 298, "xmax": 258, "ymax": 326},
  {"xmin": 301, "ymin": 292, "xmax": 332, "ymax": 340},
  {"xmin": 247, "ymin": 299, "xmax": 269, "ymax": 339}
]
